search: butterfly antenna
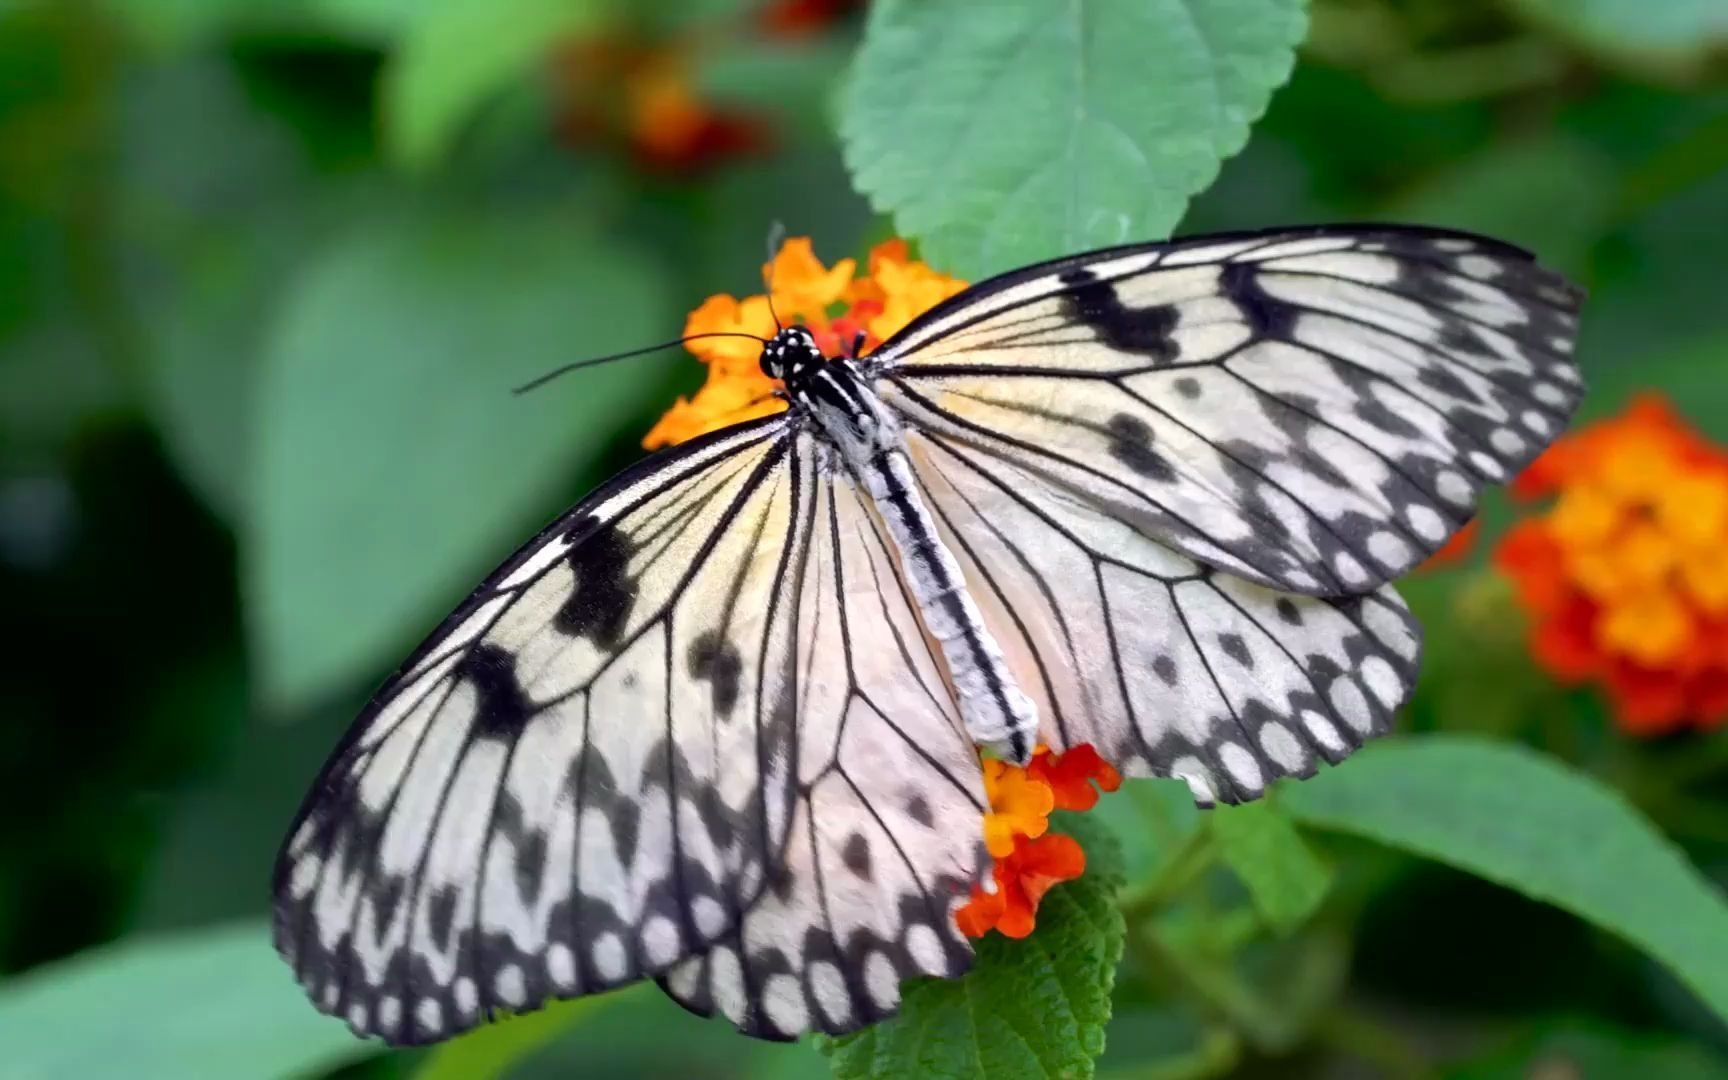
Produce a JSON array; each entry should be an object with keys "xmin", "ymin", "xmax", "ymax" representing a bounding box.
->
[
  {"xmin": 764, "ymin": 220, "xmax": 786, "ymax": 331},
  {"xmin": 512, "ymin": 332, "xmax": 768, "ymax": 395}
]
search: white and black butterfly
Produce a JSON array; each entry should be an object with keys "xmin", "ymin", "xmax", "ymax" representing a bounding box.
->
[{"xmin": 274, "ymin": 225, "xmax": 1584, "ymax": 1044}]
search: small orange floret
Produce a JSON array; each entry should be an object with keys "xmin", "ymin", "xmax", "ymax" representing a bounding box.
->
[
  {"xmin": 1494, "ymin": 395, "xmax": 1728, "ymax": 735},
  {"xmin": 1416, "ymin": 518, "xmax": 1481, "ymax": 571},
  {"xmin": 1027, "ymin": 744, "xmax": 1121, "ymax": 811},
  {"xmin": 980, "ymin": 757, "xmax": 1054, "ymax": 858},
  {"xmin": 954, "ymin": 744, "xmax": 1116, "ymax": 940}
]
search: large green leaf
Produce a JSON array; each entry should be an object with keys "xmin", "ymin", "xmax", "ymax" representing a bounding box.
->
[
  {"xmin": 0, "ymin": 921, "xmax": 369, "ymax": 1080},
  {"xmin": 1506, "ymin": 0, "xmax": 1728, "ymax": 62},
  {"xmin": 1209, "ymin": 800, "xmax": 1330, "ymax": 935},
  {"xmin": 823, "ymin": 816, "xmax": 1125, "ymax": 1079},
  {"xmin": 119, "ymin": 58, "xmax": 374, "ymax": 522},
  {"xmin": 249, "ymin": 208, "xmax": 672, "ymax": 707},
  {"xmin": 382, "ymin": 0, "xmax": 606, "ymax": 170},
  {"xmin": 1284, "ymin": 736, "xmax": 1728, "ymax": 1025},
  {"xmin": 838, "ymin": 0, "xmax": 1307, "ymax": 277},
  {"xmin": 1377, "ymin": 135, "xmax": 1617, "ymax": 278},
  {"xmin": 1448, "ymin": 1018, "xmax": 1728, "ymax": 1080},
  {"xmin": 413, "ymin": 996, "xmax": 607, "ymax": 1080}
]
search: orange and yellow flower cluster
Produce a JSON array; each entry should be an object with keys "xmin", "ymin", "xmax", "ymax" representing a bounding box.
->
[
  {"xmin": 955, "ymin": 746, "xmax": 1121, "ymax": 940},
  {"xmin": 642, "ymin": 237, "xmax": 967, "ymax": 449},
  {"xmin": 1496, "ymin": 396, "xmax": 1728, "ymax": 735}
]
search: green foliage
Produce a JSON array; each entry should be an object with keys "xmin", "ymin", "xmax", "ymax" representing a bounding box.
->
[
  {"xmin": 1285, "ymin": 736, "xmax": 1728, "ymax": 1025},
  {"xmin": 823, "ymin": 817, "xmax": 1126, "ymax": 1080},
  {"xmin": 10, "ymin": 1, "xmax": 1728, "ymax": 1078},
  {"xmin": 839, "ymin": 0, "xmax": 1307, "ymax": 277},
  {"xmin": 382, "ymin": 0, "xmax": 607, "ymax": 170},
  {"xmin": 1507, "ymin": 0, "xmax": 1728, "ymax": 61},
  {"xmin": 1449, "ymin": 1018, "xmax": 1728, "ymax": 1079},
  {"xmin": 414, "ymin": 997, "xmax": 608, "ymax": 1080},
  {"xmin": 249, "ymin": 208, "xmax": 672, "ymax": 706},
  {"xmin": 0, "ymin": 921, "xmax": 370, "ymax": 1080},
  {"xmin": 1208, "ymin": 801, "xmax": 1331, "ymax": 935}
]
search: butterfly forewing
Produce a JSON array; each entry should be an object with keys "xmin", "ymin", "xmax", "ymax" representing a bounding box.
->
[
  {"xmin": 274, "ymin": 418, "xmax": 988, "ymax": 1044},
  {"xmin": 873, "ymin": 225, "xmax": 1584, "ymax": 595}
]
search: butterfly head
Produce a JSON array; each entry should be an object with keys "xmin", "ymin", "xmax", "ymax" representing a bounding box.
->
[{"xmin": 759, "ymin": 325, "xmax": 824, "ymax": 381}]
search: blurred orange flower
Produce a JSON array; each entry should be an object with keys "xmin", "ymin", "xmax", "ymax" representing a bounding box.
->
[
  {"xmin": 1495, "ymin": 396, "xmax": 1728, "ymax": 735},
  {"xmin": 554, "ymin": 38, "xmax": 768, "ymax": 174},
  {"xmin": 1416, "ymin": 518, "xmax": 1481, "ymax": 571},
  {"xmin": 643, "ymin": 236, "xmax": 967, "ymax": 449},
  {"xmin": 956, "ymin": 745, "xmax": 1120, "ymax": 940}
]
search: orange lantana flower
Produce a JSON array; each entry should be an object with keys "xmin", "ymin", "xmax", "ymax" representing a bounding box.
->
[
  {"xmin": 642, "ymin": 236, "xmax": 967, "ymax": 450},
  {"xmin": 1494, "ymin": 396, "xmax": 1728, "ymax": 735},
  {"xmin": 956, "ymin": 745, "xmax": 1121, "ymax": 940}
]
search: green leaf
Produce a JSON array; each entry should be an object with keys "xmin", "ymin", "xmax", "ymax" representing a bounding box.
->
[
  {"xmin": 838, "ymin": 0, "xmax": 1307, "ymax": 278},
  {"xmin": 1505, "ymin": 0, "xmax": 1728, "ymax": 65},
  {"xmin": 823, "ymin": 817, "xmax": 1125, "ymax": 1079},
  {"xmin": 1208, "ymin": 800, "xmax": 1330, "ymax": 934},
  {"xmin": 250, "ymin": 208, "xmax": 672, "ymax": 708},
  {"xmin": 382, "ymin": 0, "xmax": 606, "ymax": 170},
  {"xmin": 118, "ymin": 58, "xmax": 365, "ymax": 522},
  {"xmin": 414, "ymin": 996, "xmax": 607, "ymax": 1080},
  {"xmin": 1377, "ymin": 134, "xmax": 1617, "ymax": 277},
  {"xmin": 1594, "ymin": 334, "xmax": 1728, "ymax": 442},
  {"xmin": 1284, "ymin": 735, "xmax": 1728, "ymax": 1025},
  {"xmin": 1089, "ymin": 777, "xmax": 1201, "ymax": 887},
  {"xmin": 1448, "ymin": 1018, "xmax": 1728, "ymax": 1080},
  {"xmin": 0, "ymin": 921, "xmax": 371, "ymax": 1080},
  {"xmin": 102, "ymin": 0, "xmax": 314, "ymax": 51}
]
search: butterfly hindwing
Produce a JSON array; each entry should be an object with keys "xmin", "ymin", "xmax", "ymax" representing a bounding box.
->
[
  {"xmin": 873, "ymin": 225, "xmax": 1584, "ymax": 596},
  {"xmin": 904, "ymin": 425, "xmax": 1420, "ymax": 802}
]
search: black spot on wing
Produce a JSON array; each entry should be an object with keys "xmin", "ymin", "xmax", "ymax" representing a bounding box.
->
[
  {"xmin": 1276, "ymin": 597, "xmax": 1303, "ymax": 626},
  {"xmin": 1222, "ymin": 261, "xmax": 1295, "ymax": 337},
  {"xmin": 458, "ymin": 642, "xmax": 533, "ymax": 740},
  {"xmin": 1217, "ymin": 632, "xmax": 1253, "ymax": 669},
  {"xmin": 841, "ymin": 832, "xmax": 873, "ymax": 881},
  {"xmin": 688, "ymin": 631, "xmax": 743, "ymax": 717},
  {"xmin": 555, "ymin": 515, "xmax": 638, "ymax": 647},
  {"xmin": 1061, "ymin": 269, "xmax": 1180, "ymax": 359},
  {"xmin": 1175, "ymin": 376, "xmax": 1202, "ymax": 399},
  {"xmin": 1105, "ymin": 414, "xmax": 1176, "ymax": 482},
  {"xmin": 904, "ymin": 793, "xmax": 934, "ymax": 828},
  {"xmin": 427, "ymin": 884, "xmax": 458, "ymax": 948}
]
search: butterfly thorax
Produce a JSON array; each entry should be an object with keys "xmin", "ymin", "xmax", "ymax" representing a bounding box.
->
[{"xmin": 765, "ymin": 326, "xmax": 900, "ymax": 466}]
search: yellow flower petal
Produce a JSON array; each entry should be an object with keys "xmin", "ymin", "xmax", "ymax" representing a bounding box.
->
[
  {"xmin": 1681, "ymin": 554, "xmax": 1728, "ymax": 615},
  {"xmin": 1598, "ymin": 592, "xmax": 1694, "ymax": 667},
  {"xmin": 1548, "ymin": 483, "xmax": 1622, "ymax": 548},
  {"xmin": 763, "ymin": 237, "xmax": 854, "ymax": 325},
  {"xmin": 683, "ymin": 293, "xmax": 777, "ymax": 368},
  {"xmin": 1656, "ymin": 472, "xmax": 1728, "ymax": 549}
]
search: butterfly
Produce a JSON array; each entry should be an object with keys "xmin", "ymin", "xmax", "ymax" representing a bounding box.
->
[{"xmin": 274, "ymin": 224, "xmax": 1584, "ymax": 1044}]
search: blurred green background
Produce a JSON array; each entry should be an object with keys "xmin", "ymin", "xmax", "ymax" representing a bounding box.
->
[{"xmin": 3, "ymin": 0, "xmax": 1727, "ymax": 1077}]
